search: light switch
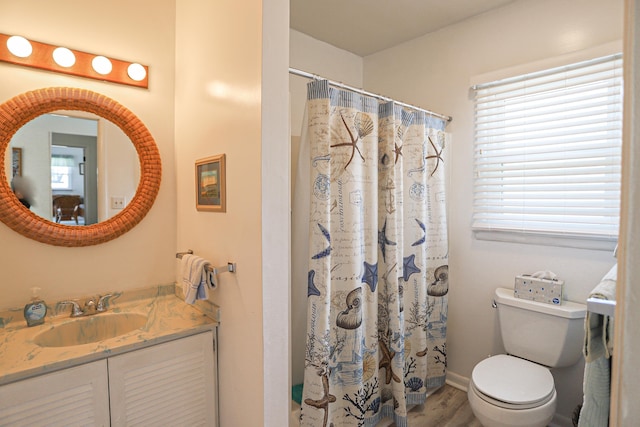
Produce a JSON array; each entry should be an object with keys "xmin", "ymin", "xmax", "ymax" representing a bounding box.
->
[{"xmin": 111, "ymin": 196, "xmax": 125, "ymax": 209}]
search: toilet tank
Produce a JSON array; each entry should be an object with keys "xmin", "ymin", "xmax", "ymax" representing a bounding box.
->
[{"xmin": 494, "ymin": 287, "xmax": 587, "ymax": 368}]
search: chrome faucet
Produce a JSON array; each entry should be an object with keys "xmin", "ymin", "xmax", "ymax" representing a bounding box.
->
[
  {"xmin": 56, "ymin": 300, "xmax": 84, "ymax": 317},
  {"xmin": 57, "ymin": 293, "xmax": 116, "ymax": 317},
  {"xmin": 97, "ymin": 294, "xmax": 114, "ymax": 312}
]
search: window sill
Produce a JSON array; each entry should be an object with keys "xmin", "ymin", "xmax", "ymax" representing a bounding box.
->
[{"xmin": 473, "ymin": 229, "xmax": 617, "ymax": 252}]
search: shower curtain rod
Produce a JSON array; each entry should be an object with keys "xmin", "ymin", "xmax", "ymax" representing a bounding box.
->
[{"xmin": 289, "ymin": 67, "xmax": 452, "ymax": 123}]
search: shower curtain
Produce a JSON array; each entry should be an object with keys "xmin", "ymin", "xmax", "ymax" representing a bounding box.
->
[{"xmin": 296, "ymin": 80, "xmax": 449, "ymax": 427}]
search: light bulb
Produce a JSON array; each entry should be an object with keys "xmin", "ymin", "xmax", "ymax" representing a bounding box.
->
[
  {"xmin": 52, "ymin": 47, "xmax": 75, "ymax": 67},
  {"xmin": 6, "ymin": 36, "xmax": 32, "ymax": 58},
  {"xmin": 127, "ymin": 63, "xmax": 146, "ymax": 81},
  {"xmin": 92, "ymin": 56, "xmax": 112, "ymax": 75}
]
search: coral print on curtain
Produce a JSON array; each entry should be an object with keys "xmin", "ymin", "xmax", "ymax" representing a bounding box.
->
[{"xmin": 300, "ymin": 80, "xmax": 449, "ymax": 427}]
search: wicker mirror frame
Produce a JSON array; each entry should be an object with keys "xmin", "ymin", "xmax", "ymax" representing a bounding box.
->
[{"xmin": 0, "ymin": 87, "xmax": 161, "ymax": 247}]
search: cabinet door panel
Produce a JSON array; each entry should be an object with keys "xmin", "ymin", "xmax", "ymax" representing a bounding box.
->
[
  {"xmin": 108, "ymin": 331, "xmax": 216, "ymax": 427},
  {"xmin": 0, "ymin": 360, "xmax": 110, "ymax": 427}
]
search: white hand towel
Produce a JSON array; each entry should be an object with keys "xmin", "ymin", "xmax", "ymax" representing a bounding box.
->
[
  {"xmin": 584, "ymin": 263, "xmax": 617, "ymax": 361},
  {"xmin": 181, "ymin": 254, "xmax": 217, "ymax": 304},
  {"xmin": 579, "ymin": 263, "xmax": 617, "ymax": 427}
]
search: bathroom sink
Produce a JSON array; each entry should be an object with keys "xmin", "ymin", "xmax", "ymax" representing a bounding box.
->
[{"xmin": 34, "ymin": 313, "xmax": 148, "ymax": 347}]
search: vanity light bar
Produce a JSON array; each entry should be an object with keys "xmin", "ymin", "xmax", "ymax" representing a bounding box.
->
[{"xmin": 0, "ymin": 33, "xmax": 148, "ymax": 89}]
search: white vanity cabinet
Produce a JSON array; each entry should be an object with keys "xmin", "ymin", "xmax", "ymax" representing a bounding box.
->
[
  {"xmin": 109, "ymin": 331, "xmax": 217, "ymax": 426},
  {"xmin": 0, "ymin": 331, "xmax": 217, "ymax": 427},
  {"xmin": 0, "ymin": 359, "xmax": 110, "ymax": 426}
]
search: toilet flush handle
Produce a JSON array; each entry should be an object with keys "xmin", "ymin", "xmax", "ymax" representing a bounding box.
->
[{"xmin": 492, "ymin": 299, "xmax": 497, "ymax": 308}]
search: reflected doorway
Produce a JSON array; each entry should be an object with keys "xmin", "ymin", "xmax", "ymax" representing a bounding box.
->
[{"xmin": 51, "ymin": 133, "xmax": 98, "ymax": 225}]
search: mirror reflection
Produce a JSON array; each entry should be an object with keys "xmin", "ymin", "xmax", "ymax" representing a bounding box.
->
[{"xmin": 5, "ymin": 112, "xmax": 139, "ymax": 226}]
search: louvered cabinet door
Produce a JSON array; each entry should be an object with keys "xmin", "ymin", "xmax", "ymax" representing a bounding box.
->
[
  {"xmin": 0, "ymin": 360, "xmax": 110, "ymax": 426},
  {"xmin": 108, "ymin": 331, "xmax": 217, "ymax": 427}
]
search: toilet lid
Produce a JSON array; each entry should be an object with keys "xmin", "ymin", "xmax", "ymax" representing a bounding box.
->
[{"xmin": 471, "ymin": 354, "xmax": 554, "ymax": 406}]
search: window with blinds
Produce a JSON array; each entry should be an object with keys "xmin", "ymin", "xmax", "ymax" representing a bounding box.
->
[
  {"xmin": 51, "ymin": 154, "xmax": 75, "ymax": 190},
  {"xmin": 472, "ymin": 53, "xmax": 622, "ymax": 244}
]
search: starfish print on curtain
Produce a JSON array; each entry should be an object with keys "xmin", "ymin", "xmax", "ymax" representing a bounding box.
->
[
  {"xmin": 425, "ymin": 135, "xmax": 445, "ymax": 177},
  {"xmin": 329, "ymin": 111, "xmax": 374, "ymax": 170}
]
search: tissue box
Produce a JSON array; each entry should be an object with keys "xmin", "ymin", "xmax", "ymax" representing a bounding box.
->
[{"xmin": 514, "ymin": 275, "xmax": 564, "ymax": 305}]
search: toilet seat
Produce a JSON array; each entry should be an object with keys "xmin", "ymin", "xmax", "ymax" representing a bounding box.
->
[{"xmin": 471, "ymin": 354, "xmax": 555, "ymax": 410}]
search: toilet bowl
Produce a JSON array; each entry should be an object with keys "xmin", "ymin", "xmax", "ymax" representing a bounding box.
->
[
  {"xmin": 467, "ymin": 354, "xmax": 556, "ymax": 427},
  {"xmin": 467, "ymin": 289, "xmax": 586, "ymax": 427}
]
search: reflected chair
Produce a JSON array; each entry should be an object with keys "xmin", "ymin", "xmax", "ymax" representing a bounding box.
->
[{"xmin": 52, "ymin": 195, "xmax": 83, "ymax": 224}]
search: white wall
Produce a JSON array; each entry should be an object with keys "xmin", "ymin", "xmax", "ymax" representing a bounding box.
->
[
  {"xmin": 0, "ymin": 0, "xmax": 177, "ymax": 308},
  {"xmin": 289, "ymin": 29, "xmax": 364, "ymax": 386},
  {"xmin": 363, "ymin": 0, "xmax": 623, "ymax": 423},
  {"xmin": 174, "ymin": 1, "xmax": 267, "ymax": 425},
  {"xmin": 262, "ymin": 2, "xmax": 291, "ymax": 424},
  {"xmin": 99, "ymin": 118, "xmax": 139, "ymax": 221}
]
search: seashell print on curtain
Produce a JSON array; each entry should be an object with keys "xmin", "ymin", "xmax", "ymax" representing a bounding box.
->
[{"xmin": 300, "ymin": 80, "xmax": 449, "ymax": 427}]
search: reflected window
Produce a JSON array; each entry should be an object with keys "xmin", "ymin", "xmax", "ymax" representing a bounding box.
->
[{"xmin": 51, "ymin": 154, "xmax": 74, "ymax": 190}]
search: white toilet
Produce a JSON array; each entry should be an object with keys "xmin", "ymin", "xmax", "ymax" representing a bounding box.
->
[{"xmin": 468, "ymin": 288, "xmax": 586, "ymax": 427}]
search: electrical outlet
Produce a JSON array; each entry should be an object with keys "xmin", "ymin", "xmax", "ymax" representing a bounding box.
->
[{"xmin": 111, "ymin": 196, "xmax": 125, "ymax": 209}]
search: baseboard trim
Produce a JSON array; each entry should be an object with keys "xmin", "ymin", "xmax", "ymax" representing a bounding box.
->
[{"xmin": 445, "ymin": 370, "xmax": 470, "ymax": 392}]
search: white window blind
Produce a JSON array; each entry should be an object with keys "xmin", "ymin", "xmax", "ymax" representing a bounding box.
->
[
  {"xmin": 51, "ymin": 154, "xmax": 74, "ymax": 190},
  {"xmin": 473, "ymin": 53, "xmax": 622, "ymax": 242}
]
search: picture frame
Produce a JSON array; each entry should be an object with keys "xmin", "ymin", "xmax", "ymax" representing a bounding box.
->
[
  {"xmin": 11, "ymin": 147, "xmax": 22, "ymax": 177},
  {"xmin": 195, "ymin": 154, "xmax": 226, "ymax": 212}
]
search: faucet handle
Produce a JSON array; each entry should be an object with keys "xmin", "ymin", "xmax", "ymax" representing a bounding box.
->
[
  {"xmin": 57, "ymin": 300, "xmax": 83, "ymax": 317},
  {"xmin": 97, "ymin": 294, "xmax": 115, "ymax": 312}
]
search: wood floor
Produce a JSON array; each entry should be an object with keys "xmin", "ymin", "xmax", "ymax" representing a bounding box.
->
[
  {"xmin": 389, "ymin": 384, "xmax": 482, "ymax": 427},
  {"xmin": 290, "ymin": 384, "xmax": 482, "ymax": 426}
]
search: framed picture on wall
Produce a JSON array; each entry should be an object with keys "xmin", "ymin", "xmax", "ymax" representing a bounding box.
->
[
  {"xmin": 195, "ymin": 154, "xmax": 226, "ymax": 212},
  {"xmin": 12, "ymin": 147, "xmax": 22, "ymax": 178}
]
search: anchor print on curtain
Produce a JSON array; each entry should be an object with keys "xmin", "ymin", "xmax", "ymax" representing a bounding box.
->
[{"xmin": 300, "ymin": 80, "xmax": 449, "ymax": 427}]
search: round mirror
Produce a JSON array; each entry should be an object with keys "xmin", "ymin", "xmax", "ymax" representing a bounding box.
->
[{"xmin": 0, "ymin": 87, "xmax": 161, "ymax": 247}]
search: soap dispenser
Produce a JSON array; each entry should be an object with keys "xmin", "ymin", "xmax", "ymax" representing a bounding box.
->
[{"xmin": 24, "ymin": 287, "xmax": 47, "ymax": 327}]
